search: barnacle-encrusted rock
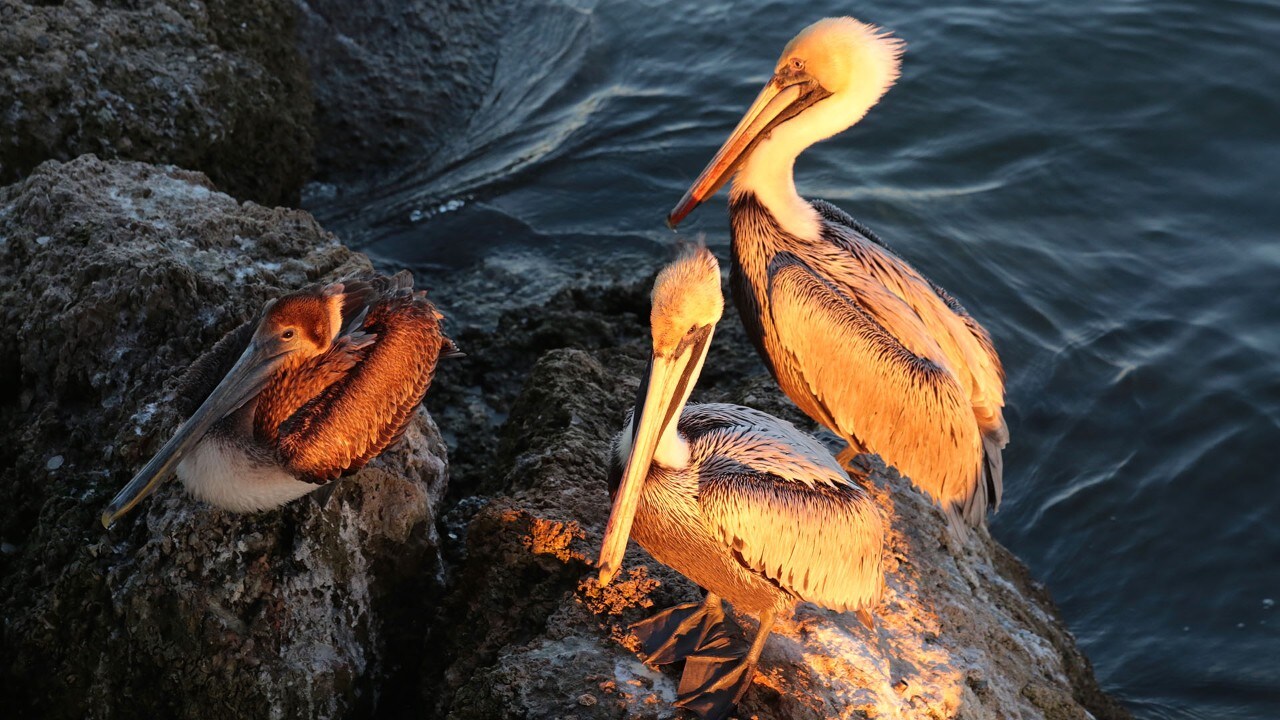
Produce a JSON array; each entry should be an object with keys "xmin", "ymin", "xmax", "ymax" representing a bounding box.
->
[
  {"xmin": 0, "ymin": 0, "xmax": 313, "ymax": 206},
  {"xmin": 0, "ymin": 157, "xmax": 448, "ymax": 719}
]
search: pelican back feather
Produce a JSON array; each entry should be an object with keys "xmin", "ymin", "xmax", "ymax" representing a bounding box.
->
[
  {"xmin": 274, "ymin": 283, "xmax": 449, "ymax": 483},
  {"xmin": 174, "ymin": 318, "xmax": 256, "ymax": 416},
  {"xmin": 813, "ymin": 201, "xmax": 1008, "ymax": 516},
  {"xmin": 731, "ymin": 192, "xmax": 1006, "ymax": 528},
  {"xmin": 684, "ymin": 404, "xmax": 884, "ymax": 613},
  {"xmin": 765, "ymin": 258, "xmax": 989, "ymax": 527}
]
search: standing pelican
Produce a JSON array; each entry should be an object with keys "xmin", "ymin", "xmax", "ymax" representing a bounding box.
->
[
  {"xmin": 597, "ymin": 246, "xmax": 884, "ymax": 720},
  {"xmin": 667, "ymin": 17, "xmax": 1008, "ymax": 530},
  {"xmin": 101, "ymin": 272, "xmax": 458, "ymax": 527}
]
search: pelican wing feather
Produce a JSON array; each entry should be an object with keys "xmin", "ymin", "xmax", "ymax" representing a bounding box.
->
[
  {"xmin": 814, "ymin": 204, "xmax": 1008, "ymax": 453},
  {"xmin": 698, "ymin": 465, "xmax": 883, "ymax": 613},
  {"xmin": 765, "ymin": 260, "xmax": 995, "ymax": 526},
  {"xmin": 682, "ymin": 403, "xmax": 849, "ymax": 489},
  {"xmin": 680, "ymin": 403, "xmax": 883, "ymax": 612},
  {"xmin": 276, "ymin": 287, "xmax": 446, "ymax": 483}
]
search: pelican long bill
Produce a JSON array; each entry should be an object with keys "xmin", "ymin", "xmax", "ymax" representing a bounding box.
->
[
  {"xmin": 667, "ymin": 74, "xmax": 830, "ymax": 228},
  {"xmin": 100, "ymin": 331, "xmax": 286, "ymax": 528},
  {"xmin": 597, "ymin": 330, "xmax": 711, "ymax": 585}
]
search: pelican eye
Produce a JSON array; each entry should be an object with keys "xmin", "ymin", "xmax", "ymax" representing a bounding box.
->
[
  {"xmin": 789, "ymin": 57, "xmax": 805, "ymax": 72},
  {"xmin": 282, "ymin": 329, "xmax": 296, "ymax": 340}
]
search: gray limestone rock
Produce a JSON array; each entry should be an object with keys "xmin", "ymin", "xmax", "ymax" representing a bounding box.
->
[
  {"xmin": 0, "ymin": 156, "xmax": 448, "ymax": 719},
  {"xmin": 0, "ymin": 0, "xmax": 313, "ymax": 206}
]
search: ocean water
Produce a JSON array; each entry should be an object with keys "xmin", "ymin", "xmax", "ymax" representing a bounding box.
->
[{"xmin": 306, "ymin": 1, "xmax": 1280, "ymax": 717}]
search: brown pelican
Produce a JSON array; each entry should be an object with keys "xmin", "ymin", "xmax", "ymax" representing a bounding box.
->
[
  {"xmin": 100, "ymin": 272, "xmax": 458, "ymax": 527},
  {"xmin": 597, "ymin": 246, "xmax": 884, "ymax": 720},
  {"xmin": 667, "ymin": 17, "xmax": 1008, "ymax": 530}
]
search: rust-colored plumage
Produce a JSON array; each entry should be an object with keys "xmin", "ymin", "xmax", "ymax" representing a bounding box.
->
[
  {"xmin": 268, "ymin": 277, "xmax": 450, "ymax": 483},
  {"xmin": 101, "ymin": 272, "xmax": 457, "ymax": 526},
  {"xmin": 667, "ymin": 18, "xmax": 1008, "ymax": 531}
]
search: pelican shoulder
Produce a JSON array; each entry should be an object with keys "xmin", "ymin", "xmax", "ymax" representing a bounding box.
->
[{"xmin": 682, "ymin": 403, "xmax": 854, "ymax": 491}]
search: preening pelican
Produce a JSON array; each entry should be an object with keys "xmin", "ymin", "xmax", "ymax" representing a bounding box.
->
[
  {"xmin": 667, "ymin": 17, "xmax": 1008, "ymax": 530},
  {"xmin": 101, "ymin": 272, "xmax": 458, "ymax": 527},
  {"xmin": 597, "ymin": 246, "xmax": 884, "ymax": 720}
]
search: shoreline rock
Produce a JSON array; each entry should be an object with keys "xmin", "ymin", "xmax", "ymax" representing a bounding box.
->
[
  {"xmin": 429, "ymin": 289, "xmax": 1132, "ymax": 720},
  {"xmin": 0, "ymin": 156, "xmax": 1129, "ymax": 719},
  {"xmin": 295, "ymin": 0, "xmax": 511, "ymax": 187},
  {"xmin": 0, "ymin": 0, "xmax": 313, "ymax": 206},
  {"xmin": 0, "ymin": 0, "xmax": 525, "ymax": 208},
  {"xmin": 0, "ymin": 157, "xmax": 448, "ymax": 719}
]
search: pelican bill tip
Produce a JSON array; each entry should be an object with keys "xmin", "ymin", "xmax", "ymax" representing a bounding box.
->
[
  {"xmin": 666, "ymin": 204, "xmax": 693, "ymax": 230},
  {"xmin": 597, "ymin": 563, "xmax": 618, "ymax": 587},
  {"xmin": 666, "ymin": 189, "xmax": 703, "ymax": 229}
]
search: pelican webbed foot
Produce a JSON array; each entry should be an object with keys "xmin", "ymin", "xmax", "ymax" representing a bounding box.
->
[
  {"xmin": 674, "ymin": 609, "xmax": 776, "ymax": 720},
  {"xmin": 632, "ymin": 594, "xmax": 743, "ymax": 666},
  {"xmin": 675, "ymin": 655, "xmax": 755, "ymax": 720},
  {"xmin": 308, "ymin": 479, "xmax": 342, "ymax": 508}
]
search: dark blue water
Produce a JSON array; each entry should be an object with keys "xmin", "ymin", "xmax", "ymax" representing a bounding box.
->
[{"xmin": 307, "ymin": 1, "xmax": 1280, "ymax": 717}]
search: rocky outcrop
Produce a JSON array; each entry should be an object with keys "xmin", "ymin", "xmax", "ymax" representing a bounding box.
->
[
  {"xmin": 0, "ymin": 157, "xmax": 449, "ymax": 719},
  {"xmin": 0, "ymin": 0, "xmax": 313, "ymax": 206},
  {"xmin": 0, "ymin": 156, "xmax": 1128, "ymax": 719},
  {"xmin": 0, "ymin": 0, "xmax": 534, "ymax": 206},
  {"xmin": 428, "ymin": 283, "xmax": 1133, "ymax": 720}
]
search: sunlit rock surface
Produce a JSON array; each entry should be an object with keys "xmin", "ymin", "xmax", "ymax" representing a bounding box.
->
[
  {"xmin": 0, "ymin": 157, "xmax": 448, "ymax": 718},
  {"xmin": 431, "ymin": 283, "xmax": 1132, "ymax": 720},
  {"xmin": 0, "ymin": 0, "xmax": 313, "ymax": 206}
]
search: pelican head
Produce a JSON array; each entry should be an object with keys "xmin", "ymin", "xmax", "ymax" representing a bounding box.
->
[
  {"xmin": 597, "ymin": 246, "xmax": 722, "ymax": 584},
  {"xmin": 668, "ymin": 17, "xmax": 903, "ymax": 227},
  {"xmin": 100, "ymin": 284, "xmax": 347, "ymax": 528},
  {"xmin": 649, "ymin": 244, "xmax": 724, "ymax": 354}
]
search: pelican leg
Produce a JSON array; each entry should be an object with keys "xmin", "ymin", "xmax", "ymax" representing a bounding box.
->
[
  {"xmin": 676, "ymin": 609, "xmax": 776, "ymax": 720},
  {"xmin": 835, "ymin": 443, "xmax": 866, "ymax": 469},
  {"xmin": 632, "ymin": 594, "xmax": 742, "ymax": 666}
]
